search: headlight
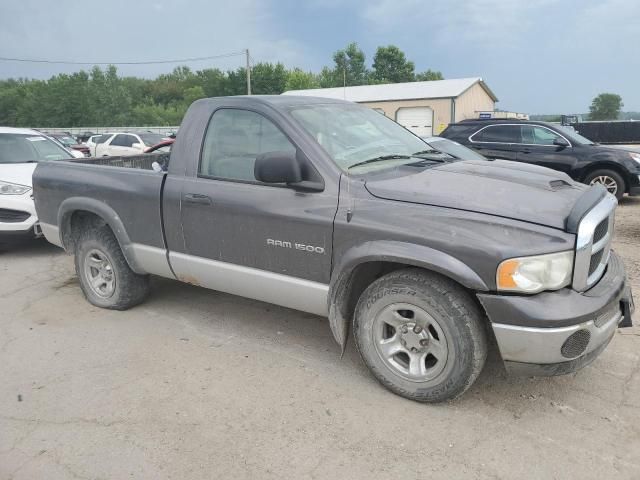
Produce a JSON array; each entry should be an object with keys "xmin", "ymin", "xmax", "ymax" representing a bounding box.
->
[
  {"xmin": 629, "ymin": 152, "xmax": 640, "ymax": 165},
  {"xmin": 0, "ymin": 180, "xmax": 32, "ymax": 195},
  {"xmin": 496, "ymin": 251, "xmax": 574, "ymax": 294}
]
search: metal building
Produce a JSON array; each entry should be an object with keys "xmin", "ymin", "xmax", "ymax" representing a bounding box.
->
[{"xmin": 283, "ymin": 77, "xmax": 498, "ymax": 136}]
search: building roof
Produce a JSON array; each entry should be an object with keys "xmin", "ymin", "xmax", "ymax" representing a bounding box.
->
[{"xmin": 282, "ymin": 77, "xmax": 498, "ymax": 103}]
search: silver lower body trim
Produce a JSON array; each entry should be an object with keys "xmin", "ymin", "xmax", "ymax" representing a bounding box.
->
[
  {"xmin": 492, "ymin": 311, "xmax": 621, "ymax": 364},
  {"xmin": 129, "ymin": 243, "xmax": 174, "ymax": 278},
  {"xmin": 40, "ymin": 222, "xmax": 62, "ymax": 247},
  {"xmin": 169, "ymin": 252, "xmax": 329, "ymax": 317}
]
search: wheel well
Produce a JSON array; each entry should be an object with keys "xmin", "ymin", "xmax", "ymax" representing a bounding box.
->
[
  {"xmin": 340, "ymin": 261, "xmax": 407, "ymax": 320},
  {"xmin": 332, "ymin": 261, "xmax": 493, "ymax": 351},
  {"xmin": 62, "ymin": 210, "xmax": 109, "ymax": 252},
  {"xmin": 579, "ymin": 163, "xmax": 629, "ymax": 191},
  {"xmin": 337, "ymin": 261, "xmax": 481, "ymax": 328}
]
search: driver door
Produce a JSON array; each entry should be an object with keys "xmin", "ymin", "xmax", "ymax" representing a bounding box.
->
[{"xmin": 175, "ymin": 108, "xmax": 338, "ymax": 285}]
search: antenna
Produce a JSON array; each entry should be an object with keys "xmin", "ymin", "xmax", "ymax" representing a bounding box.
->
[
  {"xmin": 343, "ymin": 68, "xmax": 346, "ymax": 100},
  {"xmin": 345, "ymin": 168, "xmax": 355, "ymax": 223}
]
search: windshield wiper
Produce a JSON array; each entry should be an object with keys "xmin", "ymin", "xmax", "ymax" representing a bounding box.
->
[
  {"xmin": 347, "ymin": 154, "xmax": 412, "ymax": 170},
  {"xmin": 411, "ymin": 149, "xmax": 439, "ymax": 155}
]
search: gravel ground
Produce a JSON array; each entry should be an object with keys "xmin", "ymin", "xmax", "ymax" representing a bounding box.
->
[{"xmin": 1, "ymin": 198, "xmax": 639, "ymax": 480}]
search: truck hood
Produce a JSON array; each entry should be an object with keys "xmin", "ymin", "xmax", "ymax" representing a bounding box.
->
[
  {"xmin": 364, "ymin": 160, "xmax": 588, "ymax": 230},
  {"xmin": 0, "ymin": 163, "xmax": 36, "ymax": 187}
]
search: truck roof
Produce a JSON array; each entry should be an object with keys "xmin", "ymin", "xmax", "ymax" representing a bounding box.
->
[{"xmin": 195, "ymin": 95, "xmax": 353, "ymax": 108}]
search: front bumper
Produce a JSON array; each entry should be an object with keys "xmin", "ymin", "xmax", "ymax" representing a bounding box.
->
[
  {"xmin": 478, "ymin": 251, "xmax": 634, "ymax": 376},
  {"xmin": 0, "ymin": 191, "xmax": 39, "ymax": 237},
  {"xmin": 629, "ymin": 174, "xmax": 640, "ymax": 196}
]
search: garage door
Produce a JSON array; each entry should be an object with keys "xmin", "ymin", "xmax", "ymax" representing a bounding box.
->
[{"xmin": 396, "ymin": 107, "xmax": 433, "ymax": 137}]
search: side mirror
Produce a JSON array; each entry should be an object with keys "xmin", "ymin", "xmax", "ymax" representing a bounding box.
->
[
  {"xmin": 553, "ymin": 137, "xmax": 570, "ymax": 148},
  {"xmin": 254, "ymin": 151, "xmax": 324, "ymax": 192},
  {"xmin": 132, "ymin": 142, "xmax": 144, "ymax": 150},
  {"xmin": 254, "ymin": 151, "xmax": 302, "ymax": 184}
]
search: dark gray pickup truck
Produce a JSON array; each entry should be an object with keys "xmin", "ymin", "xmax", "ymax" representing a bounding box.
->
[{"xmin": 33, "ymin": 96, "xmax": 635, "ymax": 402}]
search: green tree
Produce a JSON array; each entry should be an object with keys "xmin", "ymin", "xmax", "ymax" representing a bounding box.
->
[
  {"xmin": 195, "ymin": 68, "xmax": 230, "ymax": 97},
  {"xmin": 284, "ymin": 68, "xmax": 318, "ymax": 91},
  {"xmin": 371, "ymin": 45, "xmax": 415, "ymax": 83},
  {"xmin": 333, "ymin": 42, "xmax": 368, "ymax": 86},
  {"xmin": 250, "ymin": 62, "xmax": 289, "ymax": 94},
  {"xmin": 589, "ymin": 93, "xmax": 623, "ymax": 120},
  {"xmin": 415, "ymin": 69, "xmax": 444, "ymax": 81},
  {"xmin": 183, "ymin": 85, "xmax": 206, "ymax": 105},
  {"xmin": 318, "ymin": 42, "xmax": 368, "ymax": 87}
]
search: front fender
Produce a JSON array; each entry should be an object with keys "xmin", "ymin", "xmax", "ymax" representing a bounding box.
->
[{"xmin": 328, "ymin": 240, "xmax": 488, "ymax": 350}]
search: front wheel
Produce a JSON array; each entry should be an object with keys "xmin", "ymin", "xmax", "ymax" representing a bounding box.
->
[
  {"xmin": 584, "ymin": 169, "xmax": 626, "ymax": 200},
  {"xmin": 353, "ymin": 269, "xmax": 488, "ymax": 403}
]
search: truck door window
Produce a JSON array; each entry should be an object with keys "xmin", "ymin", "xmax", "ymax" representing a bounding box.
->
[{"xmin": 200, "ymin": 109, "xmax": 296, "ymax": 182}]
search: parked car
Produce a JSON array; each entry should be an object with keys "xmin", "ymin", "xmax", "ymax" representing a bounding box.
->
[
  {"xmin": 76, "ymin": 131, "xmax": 96, "ymax": 143},
  {"xmin": 440, "ymin": 119, "xmax": 640, "ymax": 200},
  {"xmin": 84, "ymin": 134, "xmax": 103, "ymax": 152},
  {"xmin": 47, "ymin": 136, "xmax": 85, "ymax": 159},
  {"xmin": 0, "ymin": 127, "xmax": 74, "ymax": 243},
  {"xmin": 422, "ymin": 136, "xmax": 488, "ymax": 161},
  {"xmin": 33, "ymin": 96, "xmax": 634, "ymax": 403},
  {"xmin": 95, "ymin": 132, "xmax": 167, "ymax": 157},
  {"xmin": 47, "ymin": 133, "xmax": 90, "ymax": 157}
]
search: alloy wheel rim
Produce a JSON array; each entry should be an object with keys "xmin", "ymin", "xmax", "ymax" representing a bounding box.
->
[
  {"xmin": 372, "ymin": 302, "xmax": 449, "ymax": 382},
  {"xmin": 589, "ymin": 176, "xmax": 618, "ymax": 195},
  {"xmin": 84, "ymin": 249, "xmax": 116, "ymax": 298}
]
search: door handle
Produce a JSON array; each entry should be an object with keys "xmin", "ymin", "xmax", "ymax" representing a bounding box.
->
[
  {"xmin": 521, "ymin": 148, "xmax": 532, "ymax": 154},
  {"xmin": 184, "ymin": 193, "xmax": 212, "ymax": 205}
]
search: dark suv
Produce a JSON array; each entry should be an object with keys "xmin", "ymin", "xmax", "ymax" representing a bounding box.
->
[{"xmin": 441, "ymin": 119, "xmax": 640, "ymax": 200}]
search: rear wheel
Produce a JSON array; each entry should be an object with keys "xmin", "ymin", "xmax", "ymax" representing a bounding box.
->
[
  {"xmin": 585, "ymin": 169, "xmax": 625, "ymax": 200},
  {"xmin": 353, "ymin": 268, "xmax": 488, "ymax": 403},
  {"xmin": 75, "ymin": 225, "xmax": 150, "ymax": 309}
]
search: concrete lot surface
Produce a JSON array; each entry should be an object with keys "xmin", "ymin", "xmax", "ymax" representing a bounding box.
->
[{"xmin": 1, "ymin": 198, "xmax": 639, "ymax": 480}]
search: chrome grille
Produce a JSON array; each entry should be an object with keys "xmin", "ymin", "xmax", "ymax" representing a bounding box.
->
[
  {"xmin": 593, "ymin": 218, "xmax": 609, "ymax": 243},
  {"xmin": 573, "ymin": 194, "xmax": 617, "ymax": 291},
  {"xmin": 588, "ymin": 250, "xmax": 604, "ymax": 276}
]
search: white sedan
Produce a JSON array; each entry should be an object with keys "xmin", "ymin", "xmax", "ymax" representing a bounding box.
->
[
  {"xmin": 95, "ymin": 132, "xmax": 167, "ymax": 157},
  {"xmin": 0, "ymin": 127, "xmax": 75, "ymax": 243}
]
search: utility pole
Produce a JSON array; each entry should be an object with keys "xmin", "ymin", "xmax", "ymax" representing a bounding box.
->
[{"xmin": 246, "ymin": 48, "xmax": 251, "ymax": 95}]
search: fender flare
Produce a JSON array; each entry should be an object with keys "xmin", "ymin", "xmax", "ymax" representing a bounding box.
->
[
  {"xmin": 57, "ymin": 197, "xmax": 146, "ymax": 274},
  {"xmin": 328, "ymin": 241, "xmax": 489, "ymax": 350}
]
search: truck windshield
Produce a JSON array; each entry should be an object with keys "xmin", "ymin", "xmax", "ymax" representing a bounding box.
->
[
  {"xmin": 289, "ymin": 104, "xmax": 430, "ymax": 171},
  {"xmin": 0, "ymin": 133, "xmax": 73, "ymax": 164}
]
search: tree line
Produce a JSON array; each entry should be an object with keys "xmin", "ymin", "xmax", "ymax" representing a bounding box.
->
[{"xmin": 0, "ymin": 43, "xmax": 443, "ymax": 128}]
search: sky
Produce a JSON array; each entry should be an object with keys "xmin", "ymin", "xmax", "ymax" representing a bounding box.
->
[{"xmin": 0, "ymin": 0, "xmax": 639, "ymax": 114}]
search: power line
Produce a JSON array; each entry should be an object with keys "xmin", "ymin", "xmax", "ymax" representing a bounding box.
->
[{"xmin": 0, "ymin": 50, "xmax": 246, "ymax": 66}]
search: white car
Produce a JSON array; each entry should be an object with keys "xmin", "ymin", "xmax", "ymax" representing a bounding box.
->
[
  {"xmin": 84, "ymin": 134, "xmax": 103, "ymax": 154},
  {"xmin": 95, "ymin": 132, "xmax": 167, "ymax": 157},
  {"xmin": 0, "ymin": 127, "xmax": 74, "ymax": 243}
]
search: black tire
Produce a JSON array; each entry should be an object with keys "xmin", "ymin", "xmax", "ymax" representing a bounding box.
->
[
  {"xmin": 584, "ymin": 169, "xmax": 626, "ymax": 201},
  {"xmin": 353, "ymin": 268, "xmax": 488, "ymax": 403},
  {"xmin": 74, "ymin": 225, "xmax": 150, "ymax": 310}
]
